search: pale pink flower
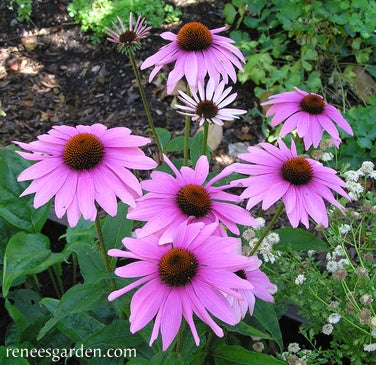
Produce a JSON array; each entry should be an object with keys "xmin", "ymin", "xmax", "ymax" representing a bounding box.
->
[
  {"xmin": 108, "ymin": 221, "xmax": 253, "ymax": 350},
  {"xmin": 174, "ymin": 78, "xmax": 247, "ymax": 126},
  {"xmin": 105, "ymin": 13, "xmax": 151, "ymax": 52},
  {"xmin": 141, "ymin": 22, "xmax": 245, "ymax": 94},
  {"xmin": 231, "ymin": 139, "xmax": 350, "ymax": 228},
  {"xmin": 261, "ymin": 87, "xmax": 353, "ymax": 150},
  {"xmin": 127, "ymin": 154, "xmax": 258, "ymax": 244},
  {"xmin": 228, "ymin": 256, "xmax": 275, "ymax": 322},
  {"xmin": 14, "ymin": 124, "xmax": 157, "ymax": 227}
]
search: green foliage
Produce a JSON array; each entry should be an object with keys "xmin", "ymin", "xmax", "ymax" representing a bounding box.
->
[
  {"xmin": 224, "ymin": 0, "xmax": 376, "ymax": 97},
  {"xmin": 339, "ymin": 95, "xmax": 376, "ymax": 168},
  {"xmin": 7, "ymin": 0, "xmax": 33, "ymax": 22},
  {"xmin": 67, "ymin": 0, "xmax": 181, "ymax": 43}
]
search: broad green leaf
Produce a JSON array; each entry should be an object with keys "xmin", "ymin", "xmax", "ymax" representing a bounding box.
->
[
  {"xmin": 0, "ymin": 146, "xmax": 51, "ymax": 233},
  {"xmin": 101, "ymin": 202, "xmax": 133, "ymax": 251},
  {"xmin": 253, "ymin": 301, "xmax": 283, "ymax": 351},
  {"xmin": 276, "ymin": 227, "xmax": 328, "ymax": 252},
  {"xmin": 223, "ymin": 3, "xmax": 237, "ymax": 25},
  {"xmin": 190, "ymin": 131, "xmax": 211, "ymax": 165},
  {"xmin": 222, "ymin": 320, "xmax": 273, "ymax": 340},
  {"xmin": 165, "ymin": 136, "xmax": 186, "ymax": 152},
  {"xmin": 67, "ymin": 241, "xmax": 107, "ymax": 283},
  {"xmin": 80, "ymin": 320, "xmax": 143, "ymax": 350},
  {"xmin": 54, "ymin": 282, "xmax": 109, "ymax": 320},
  {"xmin": 2, "ymin": 232, "xmax": 67, "ymax": 297},
  {"xmin": 212, "ymin": 344, "xmax": 285, "ymax": 365},
  {"xmin": 56, "ymin": 312, "xmax": 105, "ymax": 342},
  {"xmin": 154, "ymin": 127, "xmax": 171, "ymax": 151}
]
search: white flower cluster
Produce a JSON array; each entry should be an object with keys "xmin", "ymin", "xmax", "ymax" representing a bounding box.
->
[
  {"xmin": 295, "ymin": 274, "xmax": 306, "ymax": 285},
  {"xmin": 338, "ymin": 223, "xmax": 351, "ymax": 235},
  {"xmin": 363, "ymin": 343, "xmax": 376, "ymax": 352},
  {"xmin": 327, "ymin": 313, "xmax": 341, "ymax": 324},
  {"xmin": 247, "ymin": 231, "xmax": 281, "ymax": 263},
  {"xmin": 326, "ymin": 245, "xmax": 350, "ymax": 273},
  {"xmin": 343, "ymin": 161, "xmax": 376, "ymax": 201}
]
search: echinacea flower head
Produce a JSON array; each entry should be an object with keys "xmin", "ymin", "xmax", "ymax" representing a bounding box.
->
[
  {"xmin": 261, "ymin": 87, "xmax": 353, "ymax": 150},
  {"xmin": 226, "ymin": 256, "xmax": 275, "ymax": 322},
  {"xmin": 127, "ymin": 154, "xmax": 258, "ymax": 244},
  {"xmin": 231, "ymin": 139, "xmax": 350, "ymax": 228},
  {"xmin": 14, "ymin": 124, "xmax": 157, "ymax": 227},
  {"xmin": 141, "ymin": 22, "xmax": 246, "ymax": 94},
  {"xmin": 105, "ymin": 13, "xmax": 151, "ymax": 54},
  {"xmin": 108, "ymin": 221, "xmax": 254, "ymax": 350},
  {"xmin": 174, "ymin": 78, "xmax": 247, "ymax": 126}
]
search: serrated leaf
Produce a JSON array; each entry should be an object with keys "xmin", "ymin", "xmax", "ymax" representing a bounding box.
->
[{"xmin": 276, "ymin": 227, "xmax": 328, "ymax": 252}]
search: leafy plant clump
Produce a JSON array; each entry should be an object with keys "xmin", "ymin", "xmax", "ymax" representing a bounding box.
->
[
  {"xmin": 224, "ymin": 0, "xmax": 376, "ymax": 99},
  {"xmin": 67, "ymin": 0, "xmax": 181, "ymax": 43}
]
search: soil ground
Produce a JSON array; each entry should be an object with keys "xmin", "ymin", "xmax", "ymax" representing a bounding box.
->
[{"xmin": 0, "ymin": 0, "xmax": 262, "ymax": 165}]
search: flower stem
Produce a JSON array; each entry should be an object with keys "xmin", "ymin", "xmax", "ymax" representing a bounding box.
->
[
  {"xmin": 183, "ymin": 115, "xmax": 190, "ymax": 166},
  {"xmin": 128, "ymin": 50, "xmax": 163, "ymax": 161},
  {"xmin": 94, "ymin": 213, "xmax": 117, "ymax": 291},
  {"xmin": 202, "ymin": 123, "xmax": 209, "ymax": 156},
  {"xmin": 249, "ymin": 201, "xmax": 284, "ymax": 256}
]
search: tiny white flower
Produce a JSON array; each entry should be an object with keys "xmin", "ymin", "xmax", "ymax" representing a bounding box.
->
[
  {"xmin": 288, "ymin": 342, "xmax": 301, "ymax": 353},
  {"xmin": 326, "ymin": 260, "xmax": 338, "ymax": 273},
  {"xmin": 372, "ymin": 329, "xmax": 376, "ymax": 338},
  {"xmin": 359, "ymin": 161, "xmax": 374, "ymax": 176},
  {"xmin": 255, "ymin": 217, "xmax": 265, "ymax": 229},
  {"xmin": 339, "ymin": 224, "xmax": 351, "ymax": 235},
  {"xmin": 295, "ymin": 274, "xmax": 306, "ymax": 285},
  {"xmin": 266, "ymin": 232, "xmax": 280, "ymax": 245},
  {"xmin": 322, "ymin": 323, "xmax": 333, "ymax": 335},
  {"xmin": 363, "ymin": 343, "xmax": 376, "ymax": 352},
  {"xmin": 327, "ymin": 313, "xmax": 341, "ymax": 324},
  {"xmin": 321, "ymin": 152, "xmax": 334, "ymax": 161},
  {"xmin": 337, "ymin": 258, "xmax": 350, "ymax": 269},
  {"xmin": 333, "ymin": 245, "xmax": 346, "ymax": 259},
  {"xmin": 242, "ymin": 228, "xmax": 256, "ymax": 241},
  {"xmin": 343, "ymin": 170, "xmax": 360, "ymax": 182},
  {"xmin": 370, "ymin": 170, "xmax": 376, "ymax": 180}
]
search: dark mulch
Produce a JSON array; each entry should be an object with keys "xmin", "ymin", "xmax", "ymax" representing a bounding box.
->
[{"xmin": 0, "ymin": 0, "xmax": 262, "ymax": 162}]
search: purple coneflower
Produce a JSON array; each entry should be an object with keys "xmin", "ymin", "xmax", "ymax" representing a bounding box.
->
[
  {"xmin": 141, "ymin": 22, "xmax": 245, "ymax": 94},
  {"xmin": 261, "ymin": 87, "xmax": 353, "ymax": 150},
  {"xmin": 127, "ymin": 154, "xmax": 258, "ymax": 244},
  {"xmin": 231, "ymin": 139, "xmax": 350, "ymax": 228},
  {"xmin": 227, "ymin": 256, "xmax": 275, "ymax": 322},
  {"xmin": 14, "ymin": 124, "xmax": 157, "ymax": 227},
  {"xmin": 105, "ymin": 13, "xmax": 151, "ymax": 53},
  {"xmin": 108, "ymin": 221, "xmax": 253, "ymax": 350},
  {"xmin": 174, "ymin": 78, "xmax": 247, "ymax": 126}
]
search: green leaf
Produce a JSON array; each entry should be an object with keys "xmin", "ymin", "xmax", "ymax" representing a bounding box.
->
[
  {"xmin": 222, "ymin": 320, "xmax": 273, "ymax": 340},
  {"xmin": 190, "ymin": 131, "xmax": 211, "ymax": 165},
  {"xmin": 276, "ymin": 227, "xmax": 328, "ymax": 252},
  {"xmin": 165, "ymin": 136, "xmax": 186, "ymax": 152},
  {"xmin": 102, "ymin": 202, "xmax": 133, "ymax": 251},
  {"xmin": 80, "ymin": 320, "xmax": 143, "ymax": 350},
  {"xmin": 212, "ymin": 344, "xmax": 285, "ymax": 365},
  {"xmin": 153, "ymin": 127, "xmax": 171, "ymax": 151},
  {"xmin": 0, "ymin": 146, "xmax": 51, "ymax": 233},
  {"xmin": 2, "ymin": 232, "xmax": 67, "ymax": 297},
  {"xmin": 224, "ymin": 3, "xmax": 237, "ymax": 24},
  {"xmin": 67, "ymin": 241, "xmax": 107, "ymax": 283},
  {"xmin": 253, "ymin": 301, "xmax": 283, "ymax": 351},
  {"xmin": 54, "ymin": 282, "xmax": 109, "ymax": 320}
]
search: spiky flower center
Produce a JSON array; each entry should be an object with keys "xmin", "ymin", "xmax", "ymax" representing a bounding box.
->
[
  {"xmin": 196, "ymin": 100, "xmax": 218, "ymax": 119},
  {"xmin": 235, "ymin": 269, "xmax": 247, "ymax": 280},
  {"xmin": 119, "ymin": 30, "xmax": 137, "ymax": 44},
  {"xmin": 300, "ymin": 94, "xmax": 325, "ymax": 115},
  {"xmin": 176, "ymin": 184, "xmax": 212, "ymax": 218},
  {"xmin": 177, "ymin": 22, "xmax": 213, "ymax": 51},
  {"xmin": 63, "ymin": 133, "xmax": 105, "ymax": 171},
  {"xmin": 281, "ymin": 157, "xmax": 313, "ymax": 185},
  {"xmin": 159, "ymin": 248, "xmax": 199, "ymax": 287}
]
